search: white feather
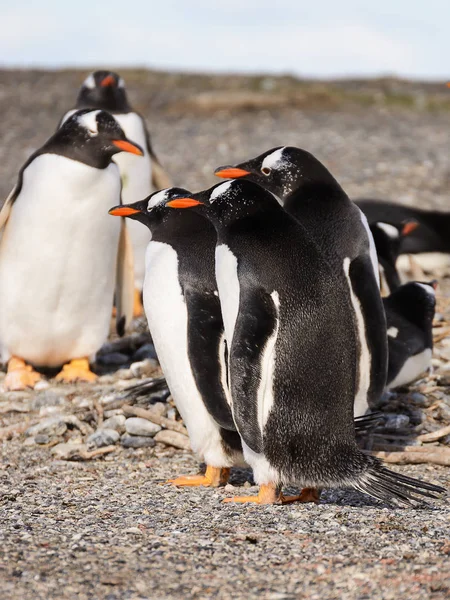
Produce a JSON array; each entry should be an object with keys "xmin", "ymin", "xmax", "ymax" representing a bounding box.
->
[
  {"xmin": 210, "ymin": 181, "xmax": 233, "ymax": 203},
  {"xmin": 387, "ymin": 326, "xmax": 399, "ymax": 338},
  {"xmin": 387, "ymin": 349, "xmax": 432, "ymax": 389},
  {"xmin": 215, "ymin": 244, "xmax": 240, "ymax": 345},
  {"xmin": 83, "ymin": 73, "xmax": 96, "ymax": 89},
  {"xmin": 376, "ymin": 222, "xmax": 399, "ymax": 239},
  {"xmin": 257, "ymin": 291, "xmax": 279, "ymax": 432},
  {"xmin": 261, "ymin": 148, "xmax": 285, "ymax": 170},
  {"xmin": 358, "ymin": 208, "xmax": 380, "ymax": 288},
  {"xmin": 76, "ymin": 110, "xmax": 101, "ymax": 136}
]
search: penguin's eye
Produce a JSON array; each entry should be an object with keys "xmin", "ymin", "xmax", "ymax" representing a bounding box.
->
[{"xmin": 261, "ymin": 167, "xmax": 271, "ymax": 176}]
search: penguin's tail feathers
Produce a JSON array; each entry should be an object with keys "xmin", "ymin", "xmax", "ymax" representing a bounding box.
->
[
  {"xmin": 354, "ymin": 412, "xmax": 383, "ymax": 435},
  {"xmin": 123, "ymin": 375, "xmax": 168, "ymax": 400},
  {"xmin": 352, "ymin": 456, "xmax": 446, "ymax": 507}
]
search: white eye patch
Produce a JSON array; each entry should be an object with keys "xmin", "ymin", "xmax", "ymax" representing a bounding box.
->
[
  {"xmin": 147, "ymin": 189, "xmax": 169, "ymax": 209},
  {"xmin": 77, "ymin": 110, "xmax": 101, "ymax": 136},
  {"xmin": 416, "ymin": 283, "xmax": 436, "ymax": 298},
  {"xmin": 83, "ymin": 73, "xmax": 96, "ymax": 89},
  {"xmin": 210, "ymin": 181, "xmax": 233, "ymax": 202},
  {"xmin": 118, "ymin": 77, "xmax": 125, "ymax": 88},
  {"xmin": 261, "ymin": 147, "xmax": 285, "ymax": 170},
  {"xmin": 376, "ymin": 222, "xmax": 399, "ymax": 239}
]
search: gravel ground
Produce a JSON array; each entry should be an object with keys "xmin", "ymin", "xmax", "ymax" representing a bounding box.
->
[{"xmin": 0, "ymin": 70, "xmax": 450, "ymax": 600}]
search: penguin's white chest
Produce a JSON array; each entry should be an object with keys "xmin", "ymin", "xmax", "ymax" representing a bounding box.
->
[
  {"xmin": 114, "ymin": 112, "xmax": 153, "ymax": 289},
  {"xmin": 388, "ymin": 348, "xmax": 432, "ymax": 390},
  {"xmin": 0, "ymin": 154, "xmax": 121, "ymax": 366},
  {"xmin": 215, "ymin": 244, "xmax": 240, "ymax": 345}
]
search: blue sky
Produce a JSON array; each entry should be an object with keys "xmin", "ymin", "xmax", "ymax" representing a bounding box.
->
[{"xmin": 1, "ymin": 1, "xmax": 447, "ymax": 79}]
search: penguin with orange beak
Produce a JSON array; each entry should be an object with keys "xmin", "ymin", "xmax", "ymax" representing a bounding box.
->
[
  {"xmin": 0, "ymin": 109, "xmax": 142, "ymax": 390},
  {"xmin": 109, "ymin": 189, "xmax": 243, "ymax": 487},
  {"xmin": 61, "ymin": 70, "xmax": 172, "ymax": 316}
]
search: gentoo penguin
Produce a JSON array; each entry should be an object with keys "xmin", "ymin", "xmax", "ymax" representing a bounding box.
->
[
  {"xmin": 384, "ymin": 281, "xmax": 437, "ymax": 389},
  {"xmin": 165, "ymin": 179, "xmax": 444, "ymax": 505},
  {"xmin": 0, "ymin": 109, "xmax": 141, "ymax": 391},
  {"xmin": 109, "ymin": 189, "xmax": 243, "ymax": 486},
  {"xmin": 356, "ymin": 199, "xmax": 450, "ymax": 275},
  {"xmin": 215, "ymin": 147, "xmax": 388, "ymax": 417},
  {"xmin": 61, "ymin": 70, "xmax": 172, "ymax": 315},
  {"xmin": 370, "ymin": 220, "xmax": 419, "ymax": 295}
]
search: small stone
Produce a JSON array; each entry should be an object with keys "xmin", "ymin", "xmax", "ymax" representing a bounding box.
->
[
  {"xmin": 26, "ymin": 416, "xmax": 67, "ymax": 437},
  {"xmin": 31, "ymin": 391, "xmax": 65, "ymax": 410},
  {"xmin": 383, "ymin": 414, "xmax": 410, "ymax": 430},
  {"xmin": 96, "ymin": 352, "xmax": 129, "ymax": 366},
  {"xmin": 51, "ymin": 442, "xmax": 87, "ymax": 460},
  {"xmin": 123, "ymin": 527, "xmax": 142, "ymax": 535},
  {"xmin": 167, "ymin": 408, "xmax": 177, "ymax": 421},
  {"xmin": 154, "ymin": 430, "xmax": 191, "ymax": 450},
  {"xmin": 125, "ymin": 417, "xmax": 161, "ymax": 437},
  {"xmin": 149, "ymin": 402, "xmax": 167, "ymax": 417},
  {"xmin": 132, "ymin": 343, "xmax": 158, "ymax": 362},
  {"xmin": 87, "ymin": 429, "xmax": 120, "ymax": 448},
  {"xmin": 409, "ymin": 392, "xmax": 430, "ymax": 407},
  {"xmin": 408, "ymin": 410, "xmax": 426, "ymax": 425},
  {"xmin": 34, "ymin": 434, "xmax": 50, "ymax": 445},
  {"xmin": 130, "ymin": 359, "xmax": 159, "ymax": 378},
  {"xmin": 34, "ymin": 380, "xmax": 50, "ymax": 391},
  {"xmin": 121, "ymin": 434, "xmax": 156, "ymax": 449},
  {"xmin": 101, "ymin": 415, "xmax": 126, "ymax": 433}
]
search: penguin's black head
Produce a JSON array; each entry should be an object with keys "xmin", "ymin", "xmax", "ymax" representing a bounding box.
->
[
  {"xmin": 164, "ymin": 179, "xmax": 281, "ymax": 229},
  {"xmin": 215, "ymin": 146, "xmax": 340, "ymax": 203},
  {"xmin": 75, "ymin": 70, "xmax": 131, "ymax": 113},
  {"xmin": 371, "ymin": 220, "xmax": 419, "ymax": 264},
  {"xmin": 55, "ymin": 109, "xmax": 143, "ymax": 168},
  {"xmin": 388, "ymin": 280, "xmax": 437, "ymax": 332},
  {"xmin": 109, "ymin": 188, "xmax": 193, "ymax": 232}
]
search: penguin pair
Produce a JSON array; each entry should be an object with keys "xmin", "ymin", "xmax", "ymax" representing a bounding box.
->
[
  {"xmin": 61, "ymin": 71, "xmax": 172, "ymax": 315},
  {"xmin": 0, "ymin": 109, "xmax": 142, "ymax": 390},
  {"xmin": 357, "ymin": 199, "xmax": 450, "ymax": 277},
  {"xmin": 112, "ymin": 180, "xmax": 444, "ymax": 505}
]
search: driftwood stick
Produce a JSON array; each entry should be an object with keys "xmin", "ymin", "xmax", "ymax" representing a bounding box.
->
[
  {"xmin": 372, "ymin": 449, "xmax": 450, "ymax": 466},
  {"xmin": 80, "ymin": 445, "xmax": 117, "ymax": 460},
  {"xmin": 122, "ymin": 404, "xmax": 188, "ymax": 436},
  {"xmin": 417, "ymin": 425, "xmax": 450, "ymax": 443},
  {"xmin": 0, "ymin": 420, "xmax": 37, "ymax": 440}
]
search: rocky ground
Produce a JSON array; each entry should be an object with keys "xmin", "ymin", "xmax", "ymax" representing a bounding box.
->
[{"xmin": 0, "ymin": 70, "xmax": 450, "ymax": 600}]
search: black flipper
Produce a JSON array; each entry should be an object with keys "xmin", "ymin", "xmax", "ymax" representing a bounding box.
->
[
  {"xmin": 123, "ymin": 376, "xmax": 169, "ymax": 400},
  {"xmin": 354, "ymin": 412, "xmax": 383, "ymax": 434},
  {"xmin": 353, "ymin": 456, "xmax": 446, "ymax": 506},
  {"xmin": 230, "ymin": 288, "xmax": 279, "ymax": 454}
]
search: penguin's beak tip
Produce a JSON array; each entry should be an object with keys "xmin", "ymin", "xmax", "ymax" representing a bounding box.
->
[
  {"xmin": 100, "ymin": 75, "xmax": 116, "ymax": 87},
  {"xmin": 214, "ymin": 167, "xmax": 250, "ymax": 179},
  {"xmin": 166, "ymin": 198, "xmax": 204, "ymax": 209},
  {"xmin": 109, "ymin": 206, "xmax": 141, "ymax": 217},
  {"xmin": 112, "ymin": 140, "xmax": 144, "ymax": 156}
]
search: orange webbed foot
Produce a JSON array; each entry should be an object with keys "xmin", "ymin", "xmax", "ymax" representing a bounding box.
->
[
  {"xmin": 55, "ymin": 358, "xmax": 97, "ymax": 383},
  {"xmin": 4, "ymin": 357, "xmax": 42, "ymax": 391},
  {"xmin": 167, "ymin": 466, "xmax": 230, "ymax": 488},
  {"xmin": 223, "ymin": 484, "xmax": 321, "ymax": 505},
  {"xmin": 133, "ymin": 288, "xmax": 144, "ymax": 318}
]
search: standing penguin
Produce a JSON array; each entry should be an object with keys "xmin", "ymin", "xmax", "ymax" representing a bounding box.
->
[
  {"xmin": 384, "ymin": 281, "xmax": 437, "ymax": 389},
  {"xmin": 109, "ymin": 189, "xmax": 243, "ymax": 486},
  {"xmin": 215, "ymin": 147, "xmax": 388, "ymax": 416},
  {"xmin": 370, "ymin": 220, "xmax": 419, "ymax": 295},
  {"xmin": 165, "ymin": 180, "xmax": 444, "ymax": 505},
  {"xmin": 0, "ymin": 109, "xmax": 141, "ymax": 390},
  {"xmin": 61, "ymin": 70, "xmax": 172, "ymax": 314}
]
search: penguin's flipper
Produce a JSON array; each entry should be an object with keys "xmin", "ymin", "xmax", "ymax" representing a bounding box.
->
[
  {"xmin": 0, "ymin": 186, "xmax": 18, "ymax": 231},
  {"xmin": 185, "ymin": 289, "xmax": 236, "ymax": 431},
  {"xmin": 229, "ymin": 289, "xmax": 279, "ymax": 454},
  {"xmin": 115, "ymin": 218, "xmax": 135, "ymax": 336}
]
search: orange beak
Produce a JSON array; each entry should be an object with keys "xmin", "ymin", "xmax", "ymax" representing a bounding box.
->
[
  {"xmin": 166, "ymin": 198, "xmax": 204, "ymax": 209},
  {"xmin": 431, "ymin": 280, "xmax": 438, "ymax": 290},
  {"xmin": 109, "ymin": 206, "xmax": 141, "ymax": 217},
  {"xmin": 101, "ymin": 74, "xmax": 116, "ymax": 87},
  {"xmin": 112, "ymin": 140, "xmax": 143, "ymax": 156},
  {"xmin": 401, "ymin": 221, "xmax": 419, "ymax": 236},
  {"xmin": 214, "ymin": 167, "xmax": 250, "ymax": 179}
]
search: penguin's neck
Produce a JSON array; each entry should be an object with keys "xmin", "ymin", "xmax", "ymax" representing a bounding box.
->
[
  {"xmin": 283, "ymin": 181, "xmax": 350, "ymax": 221},
  {"xmin": 151, "ymin": 211, "xmax": 214, "ymax": 249},
  {"xmin": 385, "ymin": 293, "xmax": 433, "ymax": 335}
]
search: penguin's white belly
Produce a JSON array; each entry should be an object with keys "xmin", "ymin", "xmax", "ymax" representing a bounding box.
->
[
  {"xmin": 387, "ymin": 348, "xmax": 432, "ymax": 390},
  {"xmin": 215, "ymin": 244, "xmax": 240, "ymax": 345},
  {"xmin": 114, "ymin": 113, "xmax": 153, "ymax": 290},
  {"xmin": 0, "ymin": 155, "xmax": 121, "ymax": 367},
  {"xmin": 143, "ymin": 241, "xmax": 231, "ymax": 466}
]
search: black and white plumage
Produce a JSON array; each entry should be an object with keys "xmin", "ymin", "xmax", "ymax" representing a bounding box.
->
[
  {"xmin": 384, "ymin": 281, "xmax": 437, "ymax": 389},
  {"xmin": 165, "ymin": 179, "xmax": 444, "ymax": 506},
  {"xmin": 61, "ymin": 70, "xmax": 171, "ymax": 292},
  {"xmin": 215, "ymin": 147, "xmax": 388, "ymax": 417},
  {"xmin": 109, "ymin": 189, "xmax": 243, "ymax": 484},
  {"xmin": 0, "ymin": 109, "xmax": 141, "ymax": 388}
]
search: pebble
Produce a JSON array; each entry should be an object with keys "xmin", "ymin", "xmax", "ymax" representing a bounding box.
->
[
  {"xmin": 31, "ymin": 391, "xmax": 65, "ymax": 410},
  {"xmin": 154, "ymin": 430, "xmax": 191, "ymax": 450},
  {"xmin": 125, "ymin": 417, "xmax": 161, "ymax": 437},
  {"xmin": 150, "ymin": 402, "xmax": 167, "ymax": 417},
  {"xmin": 26, "ymin": 416, "xmax": 67, "ymax": 437},
  {"xmin": 130, "ymin": 359, "xmax": 159, "ymax": 378},
  {"xmin": 51, "ymin": 441, "xmax": 87, "ymax": 460},
  {"xmin": 34, "ymin": 380, "xmax": 50, "ymax": 391},
  {"xmin": 87, "ymin": 429, "xmax": 120, "ymax": 448},
  {"xmin": 383, "ymin": 414, "xmax": 410, "ymax": 430},
  {"xmin": 132, "ymin": 343, "xmax": 158, "ymax": 362},
  {"xmin": 409, "ymin": 392, "xmax": 430, "ymax": 407},
  {"xmin": 121, "ymin": 434, "xmax": 156, "ymax": 448},
  {"xmin": 96, "ymin": 352, "xmax": 129, "ymax": 366},
  {"xmin": 34, "ymin": 434, "xmax": 50, "ymax": 445},
  {"xmin": 101, "ymin": 415, "xmax": 126, "ymax": 433}
]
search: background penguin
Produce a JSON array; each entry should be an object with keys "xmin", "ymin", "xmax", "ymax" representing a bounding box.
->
[
  {"xmin": 215, "ymin": 147, "xmax": 388, "ymax": 417},
  {"xmin": 109, "ymin": 188, "xmax": 243, "ymax": 486},
  {"xmin": 0, "ymin": 109, "xmax": 141, "ymax": 390},
  {"xmin": 356, "ymin": 199, "xmax": 450, "ymax": 276},
  {"xmin": 370, "ymin": 220, "xmax": 419, "ymax": 295},
  {"xmin": 384, "ymin": 281, "xmax": 437, "ymax": 390},
  {"xmin": 165, "ymin": 179, "xmax": 444, "ymax": 505},
  {"xmin": 61, "ymin": 70, "xmax": 172, "ymax": 315}
]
